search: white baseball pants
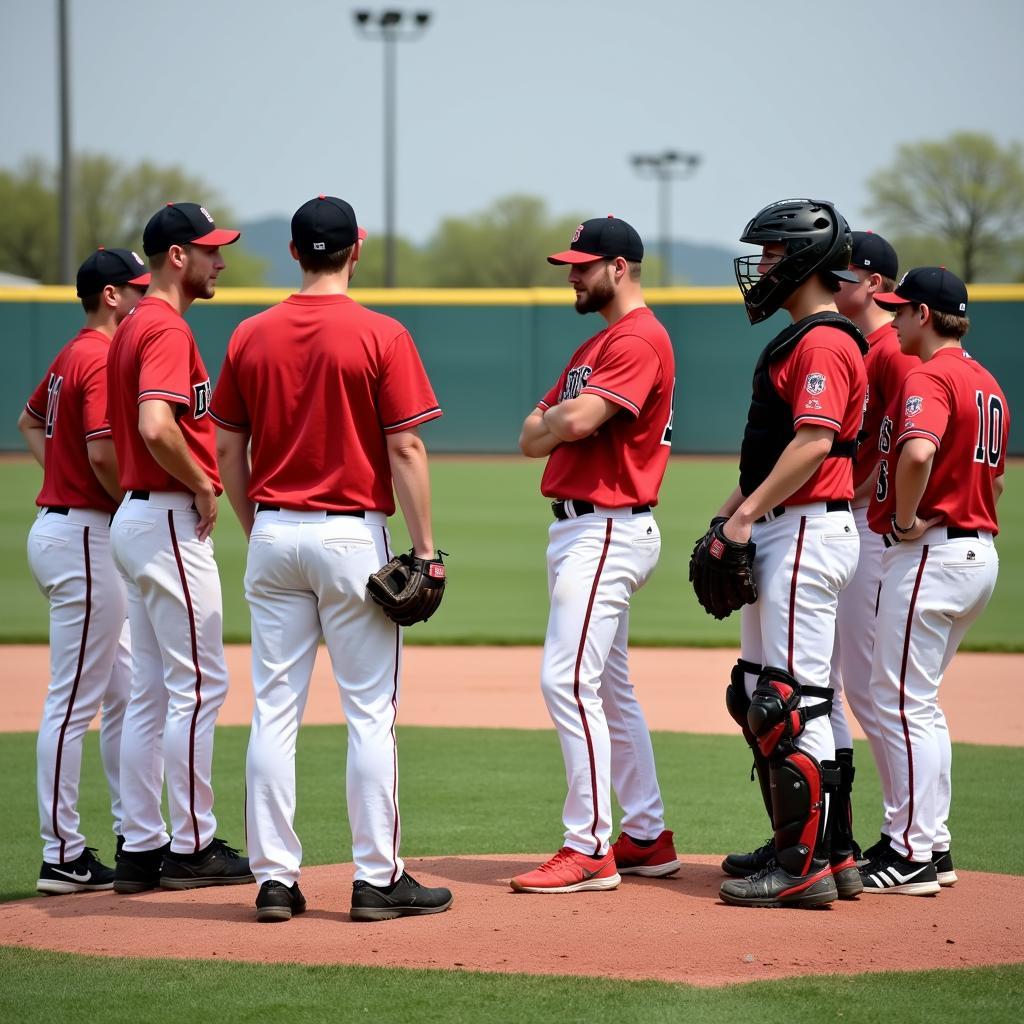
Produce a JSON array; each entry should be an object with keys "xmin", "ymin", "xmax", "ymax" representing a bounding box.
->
[
  {"xmin": 540, "ymin": 508, "xmax": 665, "ymax": 857},
  {"xmin": 740, "ymin": 504, "xmax": 860, "ymax": 764},
  {"xmin": 28, "ymin": 508, "xmax": 130, "ymax": 864},
  {"xmin": 870, "ymin": 528, "xmax": 998, "ymax": 862},
  {"xmin": 243, "ymin": 509, "xmax": 405, "ymax": 888},
  {"xmin": 110, "ymin": 491, "xmax": 229, "ymax": 855}
]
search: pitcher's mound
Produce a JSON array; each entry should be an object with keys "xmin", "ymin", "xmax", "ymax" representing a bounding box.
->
[{"xmin": 1, "ymin": 855, "xmax": 1021, "ymax": 986}]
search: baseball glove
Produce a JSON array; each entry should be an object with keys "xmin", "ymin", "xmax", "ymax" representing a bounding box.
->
[
  {"xmin": 366, "ymin": 549, "xmax": 447, "ymax": 627},
  {"xmin": 688, "ymin": 519, "xmax": 757, "ymax": 620}
]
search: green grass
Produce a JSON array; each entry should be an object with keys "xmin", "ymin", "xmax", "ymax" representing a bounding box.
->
[
  {"xmin": 2, "ymin": 723, "xmax": 1022, "ymax": 1019},
  {"xmin": 3, "ymin": 724, "xmax": 1021, "ymax": 903},
  {"xmin": 2, "ymin": 456, "xmax": 1022, "ymax": 648},
  {"xmin": 1, "ymin": 948, "xmax": 1022, "ymax": 1024}
]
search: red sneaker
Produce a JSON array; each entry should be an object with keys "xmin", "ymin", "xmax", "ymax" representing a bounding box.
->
[
  {"xmin": 510, "ymin": 847, "xmax": 621, "ymax": 893},
  {"xmin": 612, "ymin": 830, "xmax": 681, "ymax": 877}
]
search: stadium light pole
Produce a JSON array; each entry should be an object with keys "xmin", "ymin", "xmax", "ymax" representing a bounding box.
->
[
  {"xmin": 352, "ymin": 9, "xmax": 433, "ymax": 288},
  {"xmin": 57, "ymin": 0, "xmax": 74, "ymax": 284},
  {"xmin": 630, "ymin": 151, "xmax": 701, "ymax": 286}
]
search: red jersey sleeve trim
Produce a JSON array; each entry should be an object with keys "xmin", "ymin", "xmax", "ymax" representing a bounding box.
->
[
  {"xmin": 581, "ymin": 385, "xmax": 640, "ymax": 417},
  {"xmin": 209, "ymin": 410, "xmax": 249, "ymax": 432},
  {"xmin": 382, "ymin": 406, "xmax": 443, "ymax": 434},
  {"xmin": 84, "ymin": 427, "xmax": 112, "ymax": 441},
  {"xmin": 24, "ymin": 403, "xmax": 45, "ymax": 422},
  {"xmin": 896, "ymin": 427, "xmax": 942, "ymax": 447},
  {"xmin": 537, "ymin": 400, "xmax": 551, "ymax": 411},
  {"xmin": 139, "ymin": 388, "xmax": 189, "ymax": 405},
  {"xmin": 793, "ymin": 413, "xmax": 840, "ymax": 431}
]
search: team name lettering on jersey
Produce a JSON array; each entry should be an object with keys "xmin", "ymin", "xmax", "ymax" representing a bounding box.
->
[{"xmin": 561, "ymin": 365, "xmax": 593, "ymax": 402}]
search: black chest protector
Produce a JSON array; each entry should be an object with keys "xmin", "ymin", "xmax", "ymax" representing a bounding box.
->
[{"xmin": 739, "ymin": 312, "xmax": 868, "ymax": 497}]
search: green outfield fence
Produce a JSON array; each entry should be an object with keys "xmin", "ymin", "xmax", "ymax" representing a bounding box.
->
[{"xmin": 4, "ymin": 285, "xmax": 1023, "ymax": 454}]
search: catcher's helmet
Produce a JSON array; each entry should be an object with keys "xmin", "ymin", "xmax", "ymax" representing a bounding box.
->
[{"xmin": 734, "ymin": 199, "xmax": 857, "ymax": 324}]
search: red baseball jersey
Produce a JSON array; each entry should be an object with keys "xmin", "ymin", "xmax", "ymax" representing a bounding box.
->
[
  {"xmin": 868, "ymin": 347, "xmax": 1009, "ymax": 535},
  {"xmin": 538, "ymin": 306, "xmax": 675, "ymax": 507},
  {"xmin": 768, "ymin": 325, "xmax": 868, "ymax": 505},
  {"xmin": 853, "ymin": 322, "xmax": 919, "ymax": 491},
  {"xmin": 107, "ymin": 297, "xmax": 222, "ymax": 493},
  {"xmin": 209, "ymin": 293, "xmax": 441, "ymax": 514},
  {"xmin": 24, "ymin": 328, "xmax": 118, "ymax": 513}
]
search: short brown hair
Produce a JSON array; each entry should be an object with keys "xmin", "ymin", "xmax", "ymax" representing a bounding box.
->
[
  {"xmin": 80, "ymin": 293, "xmax": 102, "ymax": 314},
  {"xmin": 298, "ymin": 244, "xmax": 354, "ymax": 275},
  {"xmin": 930, "ymin": 308, "xmax": 970, "ymax": 339},
  {"xmin": 878, "ymin": 273, "xmax": 897, "ymax": 292}
]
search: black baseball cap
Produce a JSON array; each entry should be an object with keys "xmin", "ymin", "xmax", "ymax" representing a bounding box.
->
[
  {"xmin": 143, "ymin": 202, "xmax": 241, "ymax": 256},
  {"xmin": 874, "ymin": 266, "xmax": 968, "ymax": 316},
  {"xmin": 291, "ymin": 195, "xmax": 367, "ymax": 255},
  {"xmin": 850, "ymin": 230, "xmax": 898, "ymax": 280},
  {"xmin": 548, "ymin": 215, "xmax": 644, "ymax": 265},
  {"xmin": 76, "ymin": 247, "xmax": 151, "ymax": 298}
]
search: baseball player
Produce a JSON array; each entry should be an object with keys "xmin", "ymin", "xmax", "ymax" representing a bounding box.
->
[
  {"xmin": 211, "ymin": 195, "xmax": 452, "ymax": 923},
  {"xmin": 831, "ymin": 231, "xmax": 918, "ymax": 867},
  {"xmin": 511, "ymin": 216, "xmax": 680, "ymax": 894},
  {"xmin": 860, "ymin": 267, "xmax": 1007, "ymax": 895},
  {"xmin": 711, "ymin": 199, "xmax": 868, "ymax": 909},
  {"xmin": 106, "ymin": 203, "xmax": 253, "ymax": 894},
  {"xmin": 19, "ymin": 248, "xmax": 148, "ymax": 894}
]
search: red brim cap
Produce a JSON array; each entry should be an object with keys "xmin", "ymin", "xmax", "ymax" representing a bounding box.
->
[
  {"xmin": 547, "ymin": 250, "xmax": 605, "ymax": 266},
  {"xmin": 358, "ymin": 227, "xmax": 367, "ymax": 241},
  {"xmin": 191, "ymin": 227, "xmax": 241, "ymax": 247},
  {"xmin": 128, "ymin": 272, "xmax": 151, "ymax": 287},
  {"xmin": 873, "ymin": 291, "xmax": 911, "ymax": 310}
]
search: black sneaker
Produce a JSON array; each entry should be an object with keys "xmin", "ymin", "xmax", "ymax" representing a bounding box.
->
[
  {"xmin": 256, "ymin": 880, "xmax": 307, "ymax": 923},
  {"xmin": 37, "ymin": 847, "xmax": 115, "ymax": 895},
  {"xmin": 350, "ymin": 870, "xmax": 453, "ymax": 921},
  {"xmin": 113, "ymin": 843, "xmax": 170, "ymax": 894},
  {"xmin": 859, "ymin": 846, "xmax": 940, "ymax": 896},
  {"xmin": 160, "ymin": 838, "xmax": 255, "ymax": 890},
  {"xmin": 932, "ymin": 849, "xmax": 958, "ymax": 887},
  {"xmin": 721, "ymin": 837, "xmax": 775, "ymax": 878},
  {"xmin": 719, "ymin": 857, "xmax": 838, "ymax": 909},
  {"xmin": 856, "ymin": 832, "xmax": 891, "ymax": 869}
]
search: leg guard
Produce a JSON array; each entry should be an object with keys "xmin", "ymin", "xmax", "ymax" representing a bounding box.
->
[
  {"xmin": 831, "ymin": 748, "xmax": 858, "ymax": 861},
  {"xmin": 746, "ymin": 667, "xmax": 835, "ymax": 878},
  {"xmin": 725, "ymin": 659, "xmax": 771, "ymax": 819}
]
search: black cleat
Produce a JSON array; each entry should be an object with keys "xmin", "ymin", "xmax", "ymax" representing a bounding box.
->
[
  {"xmin": 932, "ymin": 848, "xmax": 957, "ymax": 887},
  {"xmin": 856, "ymin": 832, "xmax": 892, "ymax": 869},
  {"xmin": 37, "ymin": 847, "xmax": 115, "ymax": 895},
  {"xmin": 159, "ymin": 838, "xmax": 255, "ymax": 890},
  {"xmin": 113, "ymin": 843, "xmax": 170, "ymax": 894},
  {"xmin": 860, "ymin": 846, "xmax": 940, "ymax": 896},
  {"xmin": 721, "ymin": 837, "xmax": 775, "ymax": 878},
  {"xmin": 720, "ymin": 858, "xmax": 838, "ymax": 909},
  {"xmin": 256, "ymin": 880, "xmax": 307, "ymax": 922},
  {"xmin": 350, "ymin": 870, "xmax": 453, "ymax": 921}
]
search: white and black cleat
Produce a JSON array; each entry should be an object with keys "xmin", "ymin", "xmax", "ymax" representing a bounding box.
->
[{"xmin": 859, "ymin": 846, "xmax": 940, "ymax": 896}]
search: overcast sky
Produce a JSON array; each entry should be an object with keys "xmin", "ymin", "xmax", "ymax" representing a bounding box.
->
[{"xmin": 3, "ymin": 0, "xmax": 1022, "ymax": 252}]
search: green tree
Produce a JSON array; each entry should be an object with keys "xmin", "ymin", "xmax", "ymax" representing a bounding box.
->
[
  {"xmin": 424, "ymin": 195, "xmax": 587, "ymax": 287},
  {"xmin": 866, "ymin": 132, "xmax": 1024, "ymax": 282},
  {"xmin": 0, "ymin": 154, "xmax": 267, "ymax": 286}
]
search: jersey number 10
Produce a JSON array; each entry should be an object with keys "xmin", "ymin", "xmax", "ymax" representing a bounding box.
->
[{"xmin": 974, "ymin": 390, "xmax": 1005, "ymax": 467}]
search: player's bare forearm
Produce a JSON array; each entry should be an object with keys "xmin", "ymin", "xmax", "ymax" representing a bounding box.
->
[
  {"xmin": 716, "ymin": 485, "xmax": 744, "ymax": 518},
  {"xmin": 543, "ymin": 395, "xmax": 618, "ymax": 443},
  {"xmin": 725, "ymin": 427, "xmax": 834, "ymax": 541},
  {"xmin": 519, "ymin": 409, "xmax": 561, "ymax": 458},
  {"xmin": 893, "ymin": 438, "xmax": 937, "ymax": 533},
  {"xmin": 216, "ymin": 427, "xmax": 254, "ymax": 538},
  {"xmin": 17, "ymin": 409, "xmax": 45, "ymax": 467},
  {"xmin": 994, "ymin": 474, "xmax": 1005, "ymax": 505},
  {"xmin": 852, "ymin": 465, "xmax": 877, "ymax": 505},
  {"xmin": 387, "ymin": 428, "xmax": 435, "ymax": 557},
  {"xmin": 86, "ymin": 438, "xmax": 123, "ymax": 502},
  {"xmin": 138, "ymin": 400, "xmax": 217, "ymax": 538}
]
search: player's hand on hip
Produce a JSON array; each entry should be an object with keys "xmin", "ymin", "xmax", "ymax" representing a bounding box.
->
[
  {"xmin": 722, "ymin": 514, "xmax": 752, "ymax": 546},
  {"xmin": 194, "ymin": 486, "xmax": 218, "ymax": 541},
  {"xmin": 892, "ymin": 513, "xmax": 941, "ymax": 542}
]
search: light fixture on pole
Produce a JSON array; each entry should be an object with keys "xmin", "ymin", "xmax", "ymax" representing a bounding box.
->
[
  {"xmin": 630, "ymin": 150, "xmax": 701, "ymax": 287},
  {"xmin": 352, "ymin": 8, "xmax": 433, "ymax": 288}
]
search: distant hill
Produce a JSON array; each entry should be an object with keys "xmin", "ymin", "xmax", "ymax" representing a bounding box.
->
[{"xmin": 238, "ymin": 216, "xmax": 741, "ymax": 288}]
